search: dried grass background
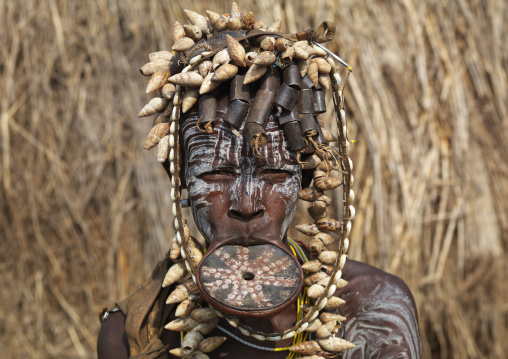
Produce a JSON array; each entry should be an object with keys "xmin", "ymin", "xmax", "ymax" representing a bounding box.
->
[{"xmin": 1, "ymin": 0, "xmax": 507, "ymax": 358}]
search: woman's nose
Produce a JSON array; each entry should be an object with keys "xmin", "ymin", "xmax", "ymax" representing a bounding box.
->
[{"xmin": 228, "ymin": 180, "xmax": 265, "ymax": 220}]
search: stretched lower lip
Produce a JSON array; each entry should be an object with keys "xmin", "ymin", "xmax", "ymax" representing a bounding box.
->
[{"xmin": 195, "ymin": 243, "xmax": 304, "ymax": 318}]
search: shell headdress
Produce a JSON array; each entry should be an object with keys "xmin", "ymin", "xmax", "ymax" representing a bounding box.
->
[{"xmin": 138, "ymin": 3, "xmax": 355, "ymax": 358}]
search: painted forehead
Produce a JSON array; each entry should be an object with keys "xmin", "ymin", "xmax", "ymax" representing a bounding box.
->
[{"xmin": 181, "ymin": 116, "xmax": 299, "ymax": 172}]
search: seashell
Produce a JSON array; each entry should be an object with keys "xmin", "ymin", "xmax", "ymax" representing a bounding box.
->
[
  {"xmin": 188, "ymin": 246, "xmax": 203, "ymax": 266},
  {"xmin": 267, "ymin": 19, "xmax": 281, "ymax": 32},
  {"xmin": 146, "ymin": 70, "xmax": 169, "ymax": 93},
  {"xmin": 298, "ymin": 59, "xmax": 310, "ymax": 77},
  {"xmin": 321, "ymin": 128, "xmax": 337, "ymax": 142},
  {"xmin": 314, "ymin": 57, "xmax": 332, "ymax": 74},
  {"xmin": 253, "ymin": 21, "xmax": 267, "ymax": 30},
  {"xmin": 156, "ymin": 135, "xmax": 170, "ymax": 163},
  {"xmin": 206, "ymin": 10, "xmax": 227, "ymax": 32},
  {"xmin": 162, "ymin": 262, "xmax": 187, "ymax": 287},
  {"xmin": 227, "ymin": 17, "xmax": 243, "ymax": 30},
  {"xmin": 198, "ymin": 61, "xmax": 213, "ymax": 78},
  {"xmin": 169, "ymin": 348, "xmax": 193, "ymax": 359},
  {"xmin": 274, "ymin": 37, "xmax": 290, "ymax": 52},
  {"xmin": 280, "ymin": 46, "xmax": 295, "ymax": 61},
  {"xmin": 288, "ymin": 340, "xmax": 321, "ymax": 355},
  {"xmin": 316, "ymin": 217, "xmax": 342, "ymax": 232},
  {"xmin": 161, "ymin": 83, "xmax": 177, "ymax": 100},
  {"xmin": 166, "ymin": 283, "xmax": 190, "ymax": 304},
  {"xmin": 183, "ymin": 277, "xmax": 200, "ymax": 294},
  {"xmin": 212, "ymin": 49, "xmax": 230, "ymax": 69},
  {"xmin": 307, "ymin": 283, "xmax": 325, "ymax": 299},
  {"xmin": 309, "ymin": 238, "xmax": 325, "ymax": 256},
  {"xmin": 314, "ymin": 232, "xmax": 339, "ymax": 246},
  {"xmin": 143, "ymin": 122, "xmax": 170, "ymax": 150},
  {"xmin": 197, "ymin": 336, "xmax": 227, "ymax": 352},
  {"xmin": 182, "ymin": 331, "xmax": 203, "ymax": 354},
  {"xmin": 182, "ymin": 88, "xmax": 199, "ymax": 113},
  {"xmin": 192, "ymin": 318, "xmax": 219, "ymax": 335},
  {"xmin": 299, "ymin": 187, "xmax": 323, "ymax": 202},
  {"xmin": 245, "ymin": 52, "xmax": 258, "ymax": 67},
  {"xmin": 305, "ymin": 319, "xmax": 323, "ymax": 332},
  {"xmin": 304, "ymin": 271, "xmax": 328, "ymax": 286},
  {"xmin": 318, "ymin": 250, "xmax": 338, "ymax": 264},
  {"xmin": 314, "ymin": 176, "xmax": 342, "ymax": 191},
  {"xmin": 211, "ymin": 63, "xmax": 238, "ymax": 82},
  {"xmin": 316, "ymin": 320, "xmax": 338, "ymax": 338},
  {"xmin": 302, "ymin": 259, "xmax": 321, "ymax": 273},
  {"xmin": 318, "ymin": 337, "xmax": 355, "ymax": 352},
  {"xmin": 260, "ymin": 36, "xmax": 275, "ymax": 51},
  {"xmin": 140, "ymin": 59, "xmax": 170, "ymax": 76},
  {"xmin": 308, "ymin": 59, "xmax": 319, "ymax": 86},
  {"xmin": 190, "ymin": 307, "xmax": 218, "ymax": 322},
  {"xmin": 173, "ymin": 37, "xmax": 195, "ymax": 52},
  {"xmin": 319, "ymin": 312, "xmax": 346, "ymax": 324},
  {"xmin": 242, "ymin": 11, "xmax": 255, "ymax": 30},
  {"xmin": 149, "ymin": 51, "xmax": 173, "ymax": 62},
  {"xmin": 293, "ymin": 41, "xmax": 310, "ymax": 60},
  {"xmin": 319, "ymin": 73, "xmax": 331, "ymax": 89},
  {"xmin": 231, "ymin": 2, "xmax": 243, "ymax": 20},
  {"xmin": 184, "ymin": 24, "xmax": 202, "ymax": 42},
  {"xmin": 336, "ymin": 278, "xmax": 348, "ymax": 289},
  {"xmin": 173, "ymin": 21, "xmax": 186, "ymax": 44},
  {"xmin": 226, "ymin": 35, "xmax": 246, "ymax": 67},
  {"xmin": 183, "ymin": 9, "xmax": 210, "ymax": 34},
  {"xmin": 170, "ymin": 239, "xmax": 182, "ymax": 260},
  {"xmin": 295, "ymin": 223, "xmax": 320, "ymax": 236},
  {"xmin": 175, "ymin": 299, "xmax": 197, "ymax": 317},
  {"xmin": 243, "ymin": 64, "xmax": 267, "ymax": 84},
  {"xmin": 169, "ymin": 72, "xmax": 204, "ymax": 87},
  {"xmin": 165, "ymin": 317, "xmax": 199, "ymax": 331},
  {"xmin": 254, "ymin": 51, "xmax": 276, "ymax": 66},
  {"xmin": 324, "ymin": 296, "xmax": 346, "ymax": 310},
  {"xmin": 199, "ymin": 72, "xmax": 220, "ymax": 95}
]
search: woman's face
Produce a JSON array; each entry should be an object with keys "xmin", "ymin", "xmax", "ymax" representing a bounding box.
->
[{"xmin": 182, "ymin": 115, "xmax": 301, "ymax": 252}]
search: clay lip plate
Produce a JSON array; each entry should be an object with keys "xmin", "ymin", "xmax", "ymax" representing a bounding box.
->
[{"xmin": 196, "ymin": 243, "xmax": 304, "ymax": 317}]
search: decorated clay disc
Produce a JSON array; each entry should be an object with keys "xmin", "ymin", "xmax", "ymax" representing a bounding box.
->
[{"xmin": 197, "ymin": 244, "xmax": 303, "ymax": 315}]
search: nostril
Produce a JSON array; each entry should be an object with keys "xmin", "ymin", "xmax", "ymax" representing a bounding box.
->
[{"xmin": 229, "ymin": 208, "xmax": 264, "ymax": 220}]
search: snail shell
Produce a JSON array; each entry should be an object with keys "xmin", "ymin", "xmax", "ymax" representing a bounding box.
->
[
  {"xmin": 298, "ymin": 59, "xmax": 310, "ymax": 77},
  {"xmin": 319, "ymin": 264, "xmax": 334, "ymax": 275},
  {"xmin": 302, "ymin": 259, "xmax": 321, "ymax": 273},
  {"xmin": 245, "ymin": 52, "xmax": 258, "ymax": 67},
  {"xmin": 253, "ymin": 20, "xmax": 267, "ymax": 30},
  {"xmin": 166, "ymin": 283, "xmax": 190, "ymax": 304},
  {"xmin": 336, "ymin": 278, "xmax": 349, "ymax": 289},
  {"xmin": 193, "ymin": 352, "xmax": 209, "ymax": 359},
  {"xmin": 314, "ymin": 57, "xmax": 332, "ymax": 74},
  {"xmin": 170, "ymin": 239, "xmax": 182, "ymax": 260},
  {"xmin": 254, "ymin": 51, "xmax": 276, "ymax": 66},
  {"xmin": 140, "ymin": 58, "xmax": 170, "ymax": 76},
  {"xmin": 206, "ymin": 10, "xmax": 227, "ymax": 32},
  {"xmin": 309, "ymin": 237, "xmax": 325, "ymax": 256},
  {"xmin": 192, "ymin": 318, "xmax": 219, "ymax": 335},
  {"xmin": 183, "ymin": 9, "xmax": 210, "ymax": 34},
  {"xmin": 244, "ymin": 63, "xmax": 267, "ymax": 84},
  {"xmin": 324, "ymin": 296, "xmax": 346, "ymax": 310},
  {"xmin": 175, "ymin": 299, "xmax": 197, "ymax": 317},
  {"xmin": 307, "ymin": 283, "xmax": 325, "ymax": 299},
  {"xmin": 314, "ymin": 176, "xmax": 342, "ymax": 191},
  {"xmin": 146, "ymin": 70, "xmax": 170, "ymax": 93},
  {"xmin": 169, "ymin": 72, "xmax": 204, "ymax": 87},
  {"xmin": 199, "ymin": 72, "xmax": 221, "ymax": 95},
  {"xmin": 149, "ymin": 50, "xmax": 173, "ymax": 62},
  {"xmin": 316, "ymin": 217, "xmax": 342, "ymax": 232},
  {"xmin": 197, "ymin": 336, "xmax": 227, "ymax": 353},
  {"xmin": 183, "ymin": 277, "xmax": 200, "ymax": 294},
  {"xmin": 314, "ymin": 232, "xmax": 339, "ymax": 246},
  {"xmin": 156, "ymin": 135, "xmax": 170, "ymax": 163},
  {"xmin": 227, "ymin": 17, "xmax": 243, "ymax": 30},
  {"xmin": 165, "ymin": 317, "xmax": 199, "ymax": 331},
  {"xmin": 162, "ymin": 262, "xmax": 187, "ymax": 287},
  {"xmin": 182, "ymin": 331, "xmax": 203, "ymax": 354},
  {"xmin": 299, "ymin": 187, "xmax": 324, "ymax": 202},
  {"xmin": 267, "ymin": 19, "xmax": 281, "ymax": 32},
  {"xmin": 308, "ymin": 44, "xmax": 327, "ymax": 57},
  {"xmin": 212, "ymin": 49, "xmax": 230, "ymax": 69},
  {"xmin": 288, "ymin": 340, "xmax": 321, "ymax": 355},
  {"xmin": 305, "ymin": 319, "xmax": 323, "ymax": 332},
  {"xmin": 316, "ymin": 320, "xmax": 338, "ymax": 338},
  {"xmin": 274, "ymin": 37, "xmax": 290, "ymax": 52},
  {"xmin": 198, "ymin": 61, "xmax": 213, "ymax": 78},
  {"xmin": 212, "ymin": 63, "xmax": 238, "ymax": 82},
  {"xmin": 319, "ymin": 73, "xmax": 331, "ymax": 89},
  {"xmin": 304, "ymin": 271, "xmax": 328, "ymax": 286},
  {"xmin": 308, "ymin": 59, "xmax": 319, "ymax": 86},
  {"xmin": 320, "ymin": 312, "xmax": 346, "ymax": 323},
  {"xmin": 295, "ymin": 223, "xmax": 320, "ymax": 236},
  {"xmin": 188, "ymin": 246, "xmax": 203, "ymax": 266},
  {"xmin": 143, "ymin": 122, "xmax": 170, "ymax": 150},
  {"xmin": 260, "ymin": 36, "xmax": 275, "ymax": 51},
  {"xmin": 321, "ymin": 128, "xmax": 338, "ymax": 142},
  {"xmin": 243, "ymin": 11, "xmax": 255, "ymax": 30},
  {"xmin": 161, "ymin": 83, "xmax": 177, "ymax": 100},
  {"xmin": 318, "ymin": 337, "xmax": 355, "ymax": 352},
  {"xmin": 280, "ymin": 46, "xmax": 295, "ymax": 61},
  {"xmin": 173, "ymin": 37, "xmax": 195, "ymax": 52},
  {"xmin": 308, "ymin": 200, "xmax": 327, "ymax": 220},
  {"xmin": 190, "ymin": 307, "xmax": 218, "ymax": 322},
  {"xmin": 301, "ymin": 154, "xmax": 321, "ymax": 170},
  {"xmin": 184, "ymin": 24, "xmax": 202, "ymax": 42},
  {"xmin": 226, "ymin": 35, "xmax": 246, "ymax": 67},
  {"xmin": 318, "ymin": 250, "xmax": 338, "ymax": 264},
  {"xmin": 168, "ymin": 348, "xmax": 193, "ymax": 359},
  {"xmin": 316, "ymin": 276, "xmax": 331, "ymax": 287},
  {"xmin": 172, "ymin": 21, "xmax": 186, "ymax": 43},
  {"xmin": 293, "ymin": 41, "xmax": 310, "ymax": 60},
  {"xmin": 182, "ymin": 88, "xmax": 199, "ymax": 113},
  {"xmin": 231, "ymin": 2, "xmax": 244, "ymax": 20}
]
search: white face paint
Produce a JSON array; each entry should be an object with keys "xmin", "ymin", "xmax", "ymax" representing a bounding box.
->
[{"xmin": 182, "ymin": 115, "xmax": 301, "ymax": 247}]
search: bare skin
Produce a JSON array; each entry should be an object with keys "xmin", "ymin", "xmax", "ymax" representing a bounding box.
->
[{"xmin": 98, "ymin": 99, "xmax": 422, "ymax": 359}]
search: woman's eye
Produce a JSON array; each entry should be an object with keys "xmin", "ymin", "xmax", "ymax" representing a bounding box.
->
[
  {"xmin": 260, "ymin": 169, "xmax": 293, "ymax": 181},
  {"xmin": 198, "ymin": 170, "xmax": 236, "ymax": 182}
]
